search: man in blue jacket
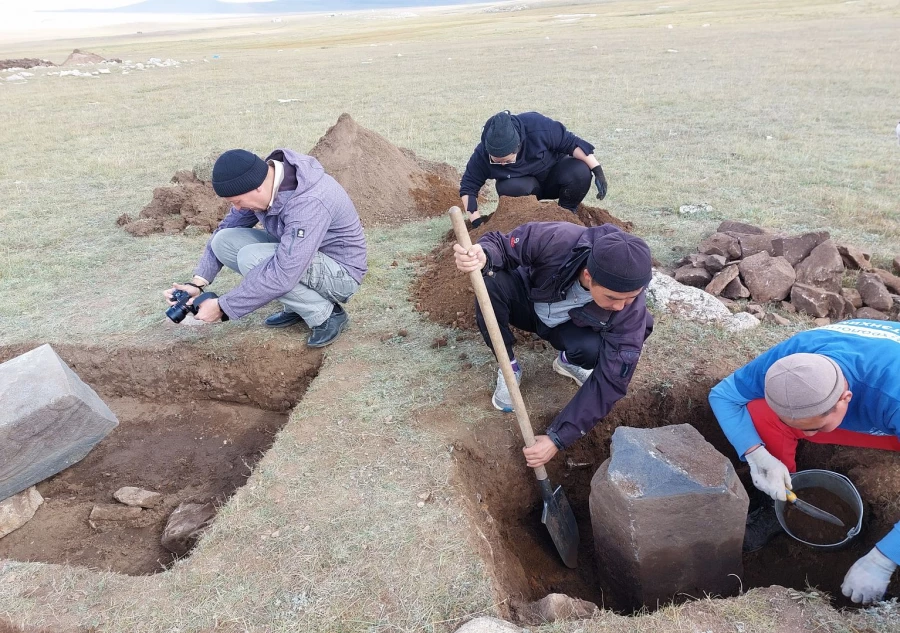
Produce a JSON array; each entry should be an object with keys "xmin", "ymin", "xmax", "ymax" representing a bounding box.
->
[
  {"xmin": 454, "ymin": 221, "xmax": 654, "ymax": 467},
  {"xmin": 709, "ymin": 320, "xmax": 900, "ymax": 604},
  {"xmin": 164, "ymin": 149, "xmax": 368, "ymax": 347},
  {"xmin": 459, "ymin": 111, "xmax": 607, "ymax": 227}
]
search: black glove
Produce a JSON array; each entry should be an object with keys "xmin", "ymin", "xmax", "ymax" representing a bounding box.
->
[
  {"xmin": 592, "ymin": 165, "xmax": 608, "ymax": 201},
  {"xmin": 466, "ymin": 197, "xmax": 482, "ymax": 228}
]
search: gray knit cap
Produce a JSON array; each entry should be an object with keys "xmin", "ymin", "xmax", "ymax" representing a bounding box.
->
[{"xmin": 764, "ymin": 353, "xmax": 845, "ymax": 420}]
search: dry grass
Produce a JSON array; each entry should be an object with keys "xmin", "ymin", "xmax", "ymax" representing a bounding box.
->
[{"xmin": 1, "ymin": 1, "xmax": 900, "ymax": 632}]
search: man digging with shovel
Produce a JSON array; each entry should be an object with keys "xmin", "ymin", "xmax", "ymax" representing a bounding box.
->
[
  {"xmin": 165, "ymin": 149, "xmax": 367, "ymax": 347},
  {"xmin": 453, "ymin": 221, "xmax": 654, "ymax": 467},
  {"xmin": 709, "ymin": 319, "xmax": 900, "ymax": 604}
]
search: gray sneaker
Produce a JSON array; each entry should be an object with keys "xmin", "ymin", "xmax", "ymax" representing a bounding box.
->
[
  {"xmin": 553, "ymin": 354, "xmax": 593, "ymax": 387},
  {"xmin": 492, "ymin": 366, "xmax": 522, "ymax": 412}
]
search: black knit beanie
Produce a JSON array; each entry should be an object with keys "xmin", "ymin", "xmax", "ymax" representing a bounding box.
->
[
  {"xmin": 586, "ymin": 231, "xmax": 653, "ymax": 292},
  {"xmin": 211, "ymin": 149, "xmax": 269, "ymax": 198},
  {"xmin": 484, "ymin": 111, "xmax": 520, "ymax": 157}
]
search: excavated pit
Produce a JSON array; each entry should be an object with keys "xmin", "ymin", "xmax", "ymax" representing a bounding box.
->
[
  {"xmin": 452, "ymin": 366, "xmax": 900, "ymax": 618},
  {"xmin": 0, "ymin": 341, "xmax": 321, "ymax": 576}
]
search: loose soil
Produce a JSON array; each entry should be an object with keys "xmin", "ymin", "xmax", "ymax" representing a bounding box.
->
[
  {"xmin": 446, "ymin": 363, "xmax": 900, "ymax": 620},
  {"xmin": 783, "ymin": 487, "xmax": 858, "ymax": 545},
  {"xmin": 0, "ymin": 59, "xmax": 54, "ymax": 71},
  {"xmin": 62, "ymin": 49, "xmax": 108, "ymax": 66},
  {"xmin": 309, "ymin": 113, "xmax": 463, "ymax": 227},
  {"xmin": 0, "ymin": 341, "xmax": 321, "ymax": 575},
  {"xmin": 117, "ymin": 170, "xmax": 230, "ymax": 237},
  {"xmin": 413, "ymin": 195, "xmax": 633, "ymax": 332}
]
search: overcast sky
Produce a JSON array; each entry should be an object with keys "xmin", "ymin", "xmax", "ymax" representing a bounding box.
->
[{"xmin": 9, "ymin": 0, "xmax": 272, "ymax": 10}]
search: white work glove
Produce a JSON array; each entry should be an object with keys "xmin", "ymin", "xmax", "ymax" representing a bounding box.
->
[
  {"xmin": 842, "ymin": 547, "xmax": 897, "ymax": 604},
  {"xmin": 745, "ymin": 446, "xmax": 792, "ymax": 502}
]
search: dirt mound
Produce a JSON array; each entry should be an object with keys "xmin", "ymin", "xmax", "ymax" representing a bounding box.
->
[
  {"xmin": 412, "ymin": 195, "xmax": 632, "ymax": 331},
  {"xmin": 62, "ymin": 49, "xmax": 107, "ymax": 66},
  {"xmin": 117, "ymin": 170, "xmax": 230, "ymax": 237},
  {"xmin": 309, "ymin": 113, "xmax": 461, "ymax": 227},
  {"xmin": 0, "ymin": 58, "xmax": 54, "ymax": 71}
]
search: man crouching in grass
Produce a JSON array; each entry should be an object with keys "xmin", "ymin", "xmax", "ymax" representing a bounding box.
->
[
  {"xmin": 453, "ymin": 221, "xmax": 654, "ymax": 467},
  {"xmin": 164, "ymin": 149, "xmax": 367, "ymax": 348}
]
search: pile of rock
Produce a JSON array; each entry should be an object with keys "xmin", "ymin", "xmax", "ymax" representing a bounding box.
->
[{"xmin": 672, "ymin": 221, "xmax": 900, "ymax": 322}]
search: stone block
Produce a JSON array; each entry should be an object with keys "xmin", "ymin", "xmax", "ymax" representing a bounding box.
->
[
  {"xmin": 791, "ymin": 283, "xmax": 831, "ymax": 318},
  {"xmin": 764, "ymin": 313, "xmax": 791, "ymax": 326},
  {"xmin": 698, "ymin": 232, "xmax": 741, "ymax": 259},
  {"xmin": 781, "ymin": 300, "xmax": 797, "ymax": 313},
  {"xmin": 736, "ymin": 234, "xmax": 776, "ymax": 258},
  {"xmin": 90, "ymin": 504, "xmax": 142, "ymax": 522},
  {"xmin": 837, "ymin": 244, "xmax": 873, "ymax": 271},
  {"xmin": 519, "ymin": 593, "xmax": 598, "ymax": 623},
  {"xmin": 721, "ymin": 277, "xmax": 751, "ymax": 300},
  {"xmin": 856, "ymin": 307, "xmax": 889, "ymax": 320},
  {"xmin": 726, "ymin": 312, "xmax": 761, "ymax": 332},
  {"xmin": 590, "ymin": 425, "xmax": 747, "ymax": 611},
  {"xmin": 718, "ymin": 220, "xmax": 767, "ymax": 235},
  {"xmin": 114, "ymin": 486, "xmax": 163, "ymax": 508},
  {"xmin": 674, "ymin": 265, "xmax": 712, "ymax": 288},
  {"xmin": 161, "ymin": 501, "xmax": 216, "ymax": 556},
  {"xmin": 704, "ymin": 265, "xmax": 740, "ymax": 296},
  {"xmin": 454, "ymin": 618, "xmax": 522, "ymax": 633},
  {"xmin": 795, "ymin": 240, "xmax": 844, "ymax": 294},
  {"xmin": 701, "ymin": 254, "xmax": 727, "ymax": 273},
  {"xmin": 0, "ymin": 345, "xmax": 118, "ymax": 501},
  {"xmin": 772, "ymin": 231, "xmax": 829, "ymax": 267},
  {"xmin": 857, "ymin": 273, "xmax": 893, "ymax": 312},
  {"xmin": 814, "ymin": 318, "xmax": 832, "ymax": 327},
  {"xmin": 0, "ymin": 487, "xmax": 43, "ymax": 538},
  {"xmin": 841, "ymin": 287, "xmax": 863, "ymax": 309},
  {"xmin": 738, "ymin": 252, "xmax": 796, "ymax": 303},
  {"xmin": 874, "ymin": 269, "xmax": 900, "ymax": 295}
]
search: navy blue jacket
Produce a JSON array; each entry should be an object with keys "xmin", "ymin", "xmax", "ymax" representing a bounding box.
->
[
  {"xmin": 459, "ymin": 112, "xmax": 595, "ymax": 199},
  {"xmin": 478, "ymin": 222, "xmax": 653, "ymax": 448}
]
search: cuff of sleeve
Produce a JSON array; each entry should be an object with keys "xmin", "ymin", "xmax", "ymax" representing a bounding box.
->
[
  {"xmin": 548, "ymin": 422, "xmax": 582, "ymax": 449},
  {"xmin": 876, "ymin": 526, "xmax": 900, "ymax": 566},
  {"xmin": 217, "ymin": 296, "xmax": 237, "ymax": 321},
  {"xmin": 547, "ymin": 430, "xmax": 565, "ymax": 451}
]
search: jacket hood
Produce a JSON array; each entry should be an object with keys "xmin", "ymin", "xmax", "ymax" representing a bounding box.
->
[{"xmin": 265, "ymin": 148, "xmax": 325, "ymax": 195}]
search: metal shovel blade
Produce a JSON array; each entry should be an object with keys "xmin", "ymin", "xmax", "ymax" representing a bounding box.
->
[
  {"xmin": 539, "ymin": 477, "xmax": 580, "ymax": 568},
  {"xmin": 793, "ymin": 498, "xmax": 845, "ymax": 527}
]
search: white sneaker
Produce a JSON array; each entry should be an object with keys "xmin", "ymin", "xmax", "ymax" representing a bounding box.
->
[
  {"xmin": 491, "ymin": 366, "xmax": 522, "ymax": 412},
  {"xmin": 553, "ymin": 354, "xmax": 593, "ymax": 387}
]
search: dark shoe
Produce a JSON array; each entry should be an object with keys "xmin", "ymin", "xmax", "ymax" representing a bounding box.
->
[
  {"xmin": 265, "ymin": 310, "xmax": 305, "ymax": 328},
  {"xmin": 743, "ymin": 504, "xmax": 784, "ymax": 553},
  {"xmin": 307, "ymin": 305, "xmax": 349, "ymax": 348}
]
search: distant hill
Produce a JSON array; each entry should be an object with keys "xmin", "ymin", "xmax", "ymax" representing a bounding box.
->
[{"xmin": 70, "ymin": 0, "xmax": 482, "ymax": 14}]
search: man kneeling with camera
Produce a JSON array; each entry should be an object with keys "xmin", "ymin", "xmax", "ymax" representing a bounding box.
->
[{"xmin": 164, "ymin": 148, "xmax": 368, "ymax": 347}]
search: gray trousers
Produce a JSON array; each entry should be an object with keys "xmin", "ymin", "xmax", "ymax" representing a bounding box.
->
[{"xmin": 210, "ymin": 228, "xmax": 360, "ymax": 327}]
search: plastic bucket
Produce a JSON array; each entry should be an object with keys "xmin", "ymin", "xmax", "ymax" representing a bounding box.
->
[{"xmin": 774, "ymin": 469, "xmax": 863, "ymax": 550}]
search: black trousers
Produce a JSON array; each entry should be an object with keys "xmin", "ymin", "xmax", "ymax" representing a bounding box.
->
[
  {"xmin": 475, "ymin": 270, "xmax": 602, "ymax": 370},
  {"xmin": 495, "ymin": 156, "xmax": 592, "ymax": 212}
]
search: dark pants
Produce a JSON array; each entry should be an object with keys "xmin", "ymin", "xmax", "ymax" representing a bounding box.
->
[
  {"xmin": 475, "ymin": 270, "xmax": 602, "ymax": 370},
  {"xmin": 495, "ymin": 157, "xmax": 592, "ymax": 212}
]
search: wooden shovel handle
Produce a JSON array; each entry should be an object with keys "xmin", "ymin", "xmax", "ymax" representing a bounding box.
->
[{"xmin": 449, "ymin": 207, "xmax": 548, "ymax": 481}]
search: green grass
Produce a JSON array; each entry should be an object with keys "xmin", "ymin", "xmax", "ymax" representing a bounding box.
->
[{"xmin": 1, "ymin": 1, "xmax": 900, "ymax": 631}]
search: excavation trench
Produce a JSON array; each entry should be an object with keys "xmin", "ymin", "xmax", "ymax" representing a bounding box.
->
[
  {"xmin": 451, "ymin": 366, "xmax": 900, "ymax": 618},
  {"xmin": 0, "ymin": 342, "xmax": 321, "ymax": 576}
]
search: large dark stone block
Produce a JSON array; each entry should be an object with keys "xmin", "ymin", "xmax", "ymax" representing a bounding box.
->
[{"xmin": 589, "ymin": 425, "xmax": 747, "ymax": 611}]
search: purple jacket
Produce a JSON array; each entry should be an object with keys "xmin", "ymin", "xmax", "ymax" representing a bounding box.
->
[
  {"xmin": 194, "ymin": 149, "xmax": 367, "ymax": 320},
  {"xmin": 479, "ymin": 222, "xmax": 653, "ymax": 448}
]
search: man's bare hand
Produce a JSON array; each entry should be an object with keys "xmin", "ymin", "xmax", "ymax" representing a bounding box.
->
[
  {"xmin": 193, "ymin": 297, "xmax": 224, "ymax": 323},
  {"xmin": 164, "ymin": 282, "xmax": 201, "ymax": 304},
  {"xmin": 523, "ymin": 435, "xmax": 559, "ymax": 468},
  {"xmin": 453, "ymin": 243, "xmax": 486, "ymax": 274}
]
